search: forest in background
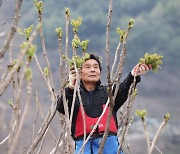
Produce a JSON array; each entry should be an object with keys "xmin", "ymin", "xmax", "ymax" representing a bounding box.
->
[
  {"xmin": 1, "ymin": 0, "xmax": 180, "ymax": 67},
  {"xmin": 0, "ymin": 0, "xmax": 180, "ymax": 153},
  {"xmin": 17, "ymin": 0, "xmax": 180, "ymax": 67}
]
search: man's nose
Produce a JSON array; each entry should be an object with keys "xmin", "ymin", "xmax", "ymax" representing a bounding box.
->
[{"xmin": 90, "ymin": 67, "xmax": 95, "ymax": 72}]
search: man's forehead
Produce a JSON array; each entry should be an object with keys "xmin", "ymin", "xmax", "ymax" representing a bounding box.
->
[{"xmin": 83, "ymin": 59, "xmax": 99, "ymax": 65}]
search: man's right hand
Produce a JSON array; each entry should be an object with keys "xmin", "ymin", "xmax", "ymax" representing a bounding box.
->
[
  {"xmin": 69, "ymin": 66, "xmax": 76, "ymax": 89},
  {"xmin": 131, "ymin": 63, "xmax": 151, "ymax": 77}
]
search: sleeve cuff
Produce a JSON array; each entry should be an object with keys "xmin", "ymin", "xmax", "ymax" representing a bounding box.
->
[{"xmin": 129, "ymin": 72, "xmax": 141, "ymax": 83}]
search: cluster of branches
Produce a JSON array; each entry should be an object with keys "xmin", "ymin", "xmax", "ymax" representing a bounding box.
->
[{"xmin": 0, "ymin": 0, "xmax": 169, "ymax": 154}]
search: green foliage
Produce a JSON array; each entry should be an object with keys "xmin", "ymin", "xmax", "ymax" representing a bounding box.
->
[
  {"xmin": 116, "ymin": 28, "xmax": 127, "ymax": 42},
  {"xmin": 164, "ymin": 113, "xmax": 170, "ymax": 123},
  {"xmin": 139, "ymin": 53, "xmax": 163, "ymax": 72},
  {"xmin": 128, "ymin": 18, "xmax": 135, "ymax": 29},
  {"xmin": 20, "ymin": 42, "xmax": 37, "ymax": 59},
  {"xmin": 55, "ymin": 27, "xmax": 62, "ymax": 38},
  {"xmin": 44, "ymin": 67, "xmax": 49, "ymax": 77},
  {"xmin": 19, "ymin": 0, "xmax": 180, "ymax": 67},
  {"xmin": 9, "ymin": 99, "xmax": 13, "ymax": 107},
  {"xmin": 135, "ymin": 109, "xmax": 147, "ymax": 119},
  {"xmin": 71, "ymin": 17, "xmax": 82, "ymax": 34},
  {"xmin": 68, "ymin": 53, "xmax": 90, "ymax": 68},
  {"xmin": 25, "ymin": 67, "xmax": 32, "ymax": 82},
  {"xmin": 133, "ymin": 88, "xmax": 138, "ymax": 96},
  {"xmin": 17, "ymin": 25, "xmax": 34, "ymax": 41},
  {"xmin": 34, "ymin": 0, "xmax": 43, "ymax": 12},
  {"xmin": 65, "ymin": 7, "xmax": 70, "ymax": 17},
  {"xmin": 81, "ymin": 39, "xmax": 89, "ymax": 52},
  {"xmin": 71, "ymin": 35, "xmax": 89, "ymax": 52},
  {"xmin": 8, "ymin": 59, "xmax": 23, "ymax": 72},
  {"xmin": 72, "ymin": 35, "xmax": 81, "ymax": 49}
]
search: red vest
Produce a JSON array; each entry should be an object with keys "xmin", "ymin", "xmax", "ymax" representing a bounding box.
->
[{"xmin": 75, "ymin": 104, "xmax": 117, "ymax": 138}]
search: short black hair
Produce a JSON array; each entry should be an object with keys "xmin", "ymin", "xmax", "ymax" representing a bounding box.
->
[{"xmin": 89, "ymin": 54, "xmax": 102, "ymax": 71}]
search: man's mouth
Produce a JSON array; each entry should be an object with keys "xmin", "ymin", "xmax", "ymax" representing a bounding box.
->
[{"xmin": 89, "ymin": 75, "xmax": 96, "ymax": 77}]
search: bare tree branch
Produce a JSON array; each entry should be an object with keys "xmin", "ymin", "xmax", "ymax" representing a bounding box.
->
[
  {"xmin": 8, "ymin": 81, "xmax": 32, "ymax": 154},
  {"xmin": 0, "ymin": 17, "xmax": 14, "ymax": 26},
  {"xmin": 0, "ymin": 0, "xmax": 23, "ymax": 59},
  {"xmin": 142, "ymin": 118, "xmax": 151, "ymax": 154},
  {"xmin": 27, "ymin": 106, "xmax": 57, "ymax": 153},
  {"xmin": 150, "ymin": 118, "xmax": 168, "ymax": 153},
  {"xmin": 98, "ymin": 0, "xmax": 113, "ymax": 153}
]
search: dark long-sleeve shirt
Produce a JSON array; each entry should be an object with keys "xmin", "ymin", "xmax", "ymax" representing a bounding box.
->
[{"xmin": 56, "ymin": 72, "xmax": 141, "ymax": 137}]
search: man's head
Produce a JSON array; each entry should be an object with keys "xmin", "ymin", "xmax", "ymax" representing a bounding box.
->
[{"xmin": 80, "ymin": 54, "xmax": 102, "ymax": 87}]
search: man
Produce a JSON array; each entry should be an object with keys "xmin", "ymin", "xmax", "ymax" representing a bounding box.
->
[{"xmin": 57, "ymin": 54, "xmax": 151, "ymax": 154}]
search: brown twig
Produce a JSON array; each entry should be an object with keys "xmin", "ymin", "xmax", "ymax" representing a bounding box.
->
[
  {"xmin": 110, "ymin": 41, "xmax": 121, "ymax": 79},
  {"xmin": 0, "ymin": 0, "xmax": 23, "ymax": 59},
  {"xmin": 8, "ymin": 80, "xmax": 32, "ymax": 154},
  {"xmin": 119, "ymin": 79, "xmax": 136, "ymax": 151},
  {"xmin": 142, "ymin": 118, "xmax": 151, "ymax": 154},
  {"xmin": 27, "ymin": 106, "xmax": 57, "ymax": 153},
  {"xmin": 39, "ymin": 22, "xmax": 55, "ymax": 94},
  {"xmin": 65, "ymin": 9, "xmax": 70, "ymax": 70},
  {"xmin": 0, "ymin": 17, "xmax": 14, "ymax": 26},
  {"xmin": 98, "ymin": 0, "xmax": 113, "ymax": 153},
  {"xmin": 150, "ymin": 118, "xmax": 168, "ymax": 153},
  {"xmin": 112, "ymin": 27, "xmax": 131, "ymax": 84}
]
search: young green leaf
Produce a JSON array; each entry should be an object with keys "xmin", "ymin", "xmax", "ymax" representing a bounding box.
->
[
  {"xmin": 71, "ymin": 17, "xmax": 82, "ymax": 33},
  {"xmin": 26, "ymin": 67, "xmax": 32, "ymax": 82},
  {"xmin": 34, "ymin": 0, "xmax": 43, "ymax": 12},
  {"xmin": 55, "ymin": 27, "xmax": 62, "ymax": 38},
  {"xmin": 128, "ymin": 18, "xmax": 135, "ymax": 29},
  {"xmin": 20, "ymin": 42, "xmax": 37, "ymax": 58},
  {"xmin": 135, "ymin": 109, "xmax": 147, "ymax": 119},
  {"xmin": 9, "ymin": 98, "xmax": 13, "ymax": 106},
  {"xmin": 17, "ymin": 28, "xmax": 24, "ymax": 36},
  {"xmin": 65, "ymin": 7, "xmax": 70, "ymax": 17},
  {"xmin": 24, "ymin": 25, "xmax": 33, "ymax": 40},
  {"xmin": 81, "ymin": 39, "xmax": 89, "ymax": 52},
  {"xmin": 139, "ymin": 53, "xmax": 163, "ymax": 73},
  {"xmin": 116, "ymin": 28, "xmax": 127, "ymax": 42},
  {"xmin": 44, "ymin": 67, "xmax": 49, "ymax": 77},
  {"xmin": 164, "ymin": 113, "xmax": 170, "ymax": 123},
  {"xmin": 72, "ymin": 35, "xmax": 81, "ymax": 48},
  {"xmin": 68, "ymin": 53, "xmax": 90, "ymax": 69}
]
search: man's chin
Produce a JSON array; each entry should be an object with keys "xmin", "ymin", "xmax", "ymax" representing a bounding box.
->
[{"xmin": 85, "ymin": 79, "xmax": 99, "ymax": 83}]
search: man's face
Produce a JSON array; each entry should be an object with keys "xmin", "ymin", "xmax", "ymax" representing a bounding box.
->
[{"xmin": 80, "ymin": 59, "xmax": 101, "ymax": 83}]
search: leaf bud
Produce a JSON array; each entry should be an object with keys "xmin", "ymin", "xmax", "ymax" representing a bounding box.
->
[
  {"xmin": 9, "ymin": 98, "xmax": 13, "ymax": 107},
  {"xmin": 135, "ymin": 109, "xmax": 147, "ymax": 119},
  {"xmin": 25, "ymin": 67, "xmax": 32, "ymax": 82},
  {"xmin": 164, "ymin": 113, "xmax": 170, "ymax": 123},
  {"xmin": 128, "ymin": 18, "xmax": 135, "ymax": 29},
  {"xmin": 55, "ymin": 27, "xmax": 62, "ymax": 38},
  {"xmin": 65, "ymin": 7, "xmax": 70, "ymax": 17},
  {"xmin": 44, "ymin": 67, "xmax": 49, "ymax": 77}
]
